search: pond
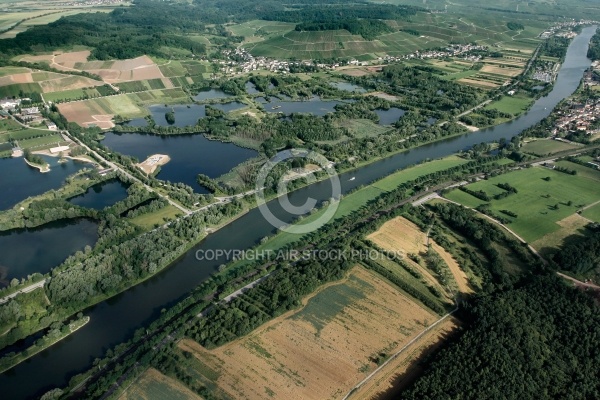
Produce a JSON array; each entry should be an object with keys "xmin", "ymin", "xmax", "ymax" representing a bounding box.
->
[
  {"xmin": 375, "ymin": 107, "xmax": 406, "ymax": 125},
  {"xmin": 125, "ymin": 102, "xmax": 247, "ymax": 127},
  {"xmin": 101, "ymin": 132, "xmax": 258, "ymax": 192},
  {"xmin": 257, "ymin": 96, "xmax": 347, "ymax": 116},
  {"xmin": 193, "ymin": 88, "xmax": 233, "ymax": 101},
  {"xmin": 0, "ymin": 156, "xmax": 88, "ymax": 211},
  {"xmin": 330, "ymin": 81, "xmax": 366, "ymax": 93},
  {"xmin": 0, "ymin": 218, "xmax": 98, "ymax": 285},
  {"xmin": 246, "ymin": 81, "xmax": 260, "ymax": 94},
  {"xmin": 67, "ymin": 179, "xmax": 130, "ymax": 210}
]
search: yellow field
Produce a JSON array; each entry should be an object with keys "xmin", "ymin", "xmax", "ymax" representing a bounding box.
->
[
  {"xmin": 179, "ymin": 266, "xmax": 438, "ymax": 400},
  {"xmin": 348, "ymin": 317, "xmax": 459, "ymax": 400},
  {"xmin": 119, "ymin": 368, "xmax": 201, "ymax": 400},
  {"xmin": 531, "ymin": 213, "xmax": 590, "ymax": 256},
  {"xmin": 367, "ymin": 216, "xmax": 473, "ymax": 294},
  {"xmin": 480, "ymin": 65, "xmax": 523, "ymax": 77}
]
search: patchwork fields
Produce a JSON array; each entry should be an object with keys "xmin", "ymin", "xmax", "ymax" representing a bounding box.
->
[
  {"xmin": 176, "ymin": 266, "xmax": 441, "ymax": 400},
  {"xmin": 444, "ymin": 163, "xmax": 600, "ymax": 243}
]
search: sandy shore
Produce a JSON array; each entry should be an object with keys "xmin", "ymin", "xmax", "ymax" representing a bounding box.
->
[
  {"xmin": 24, "ymin": 158, "xmax": 50, "ymax": 173},
  {"xmin": 138, "ymin": 154, "xmax": 171, "ymax": 174}
]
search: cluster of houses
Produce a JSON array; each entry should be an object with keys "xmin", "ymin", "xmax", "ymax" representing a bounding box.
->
[
  {"xmin": 552, "ymin": 100, "xmax": 600, "ymax": 137},
  {"xmin": 0, "ymin": 99, "xmax": 57, "ymax": 130},
  {"xmin": 220, "ymin": 43, "xmax": 491, "ymax": 75},
  {"xmin": 219, "ymin": 48, "xmax": 368, "ymax": 75},
  {"xmin": 539, "ymin": 20, "xmax": 598, "ymax": 39},
  {"xmin": 382, "ymin": 44, "xmax": 488, "ymax": 63},
  {"xmin": 532, "ymin": 61, "xmax": 558, "ymax": 83},
  {"xmin": 54, "ymin": 0, "xmax": 125, "ymax": 6}
]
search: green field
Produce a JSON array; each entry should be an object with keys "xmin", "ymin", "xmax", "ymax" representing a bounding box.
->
[
  {"xmin": 521, "ymin": 139, "xmax": 581, "ymax": 156},
  {"xmin": 127, "ymin": 88, "xmax": 189, "ymax": 106},
  {"xmin": 0, "ymin": 67, "xmax": 29, "ymax": 77},
  {"xmin": 44, "ymin": 88, "xmax": 101, "ymax": 103},
  {"xmin": 582, "ymin": 202, "xmax": 600, "ymax": 223},
  {"xmin": 0, "ymin": 118, "xmax": 21, "ymax": 133},
  {"xmin": 485, "ymin": 93, "xmax": 534, "ymax": 115},
  {"xmin": 445, "ymin": 165, "xmax": 600, "ymax": 242},
  {"xmin": 0, "ymin": 83, "xmax": 42, "ymax": 97},
  {"xmin": 373, "ymin": 156, "xmax": 468, "ymax": 192},
  {"xmin": 158, "ymin": 61, "xmax": 187, "ymax": 78},
  {"xmin": 130, "ymin": 205, "xmax": 183, "ymax": 230}
]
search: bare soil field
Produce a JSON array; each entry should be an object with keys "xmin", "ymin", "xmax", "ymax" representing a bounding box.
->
[
  {"xmin": 458, "ymin": 78, "xmax": 500, "ymax": 89},
  {"xmin": 53, "ymin": 50, "xmax": 91, "ymax": 68},
  {"xmin": 179, "ymin": 266, "xmax": 437, "ymax": 400},
  {"xmin": 119, "ymin": 367, "xmax": 201, "ymax": 400},
  {"xmin": 367, "ymin": 217, "xmax": 473, "ymax": 295},
  {"xmin": 338, "ymin": 68, "xmax": 371, "ymax": 77},
  {"xmin": 39, "ymin": 75, "xmax": 104, "ymax": 92},
  {"xmin": 348, "ymin": 317, "xmax": 459, "ymax": 400},
  {"xmin": 480, "ymin": 65, "xmax": 523, "ymax": 77},
  {"xmin": 0, "ymin": 73, "xmax": 33, "ymax": 85},
  {"xmin": 57, "ymin": 101, "xmax": 114, "ymax": 128}
]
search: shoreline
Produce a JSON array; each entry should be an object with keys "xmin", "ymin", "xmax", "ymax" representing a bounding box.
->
[
  {"xmin": 0, "ymin": 316, "xmax": 90, "ymax": 374},
  {"xmin": 137, "ymin": 154, "xmax": 171, "ymax": 175},
  {"xmin": 23, "ymin": 158, "xmax": 50, "ymax": 173}
]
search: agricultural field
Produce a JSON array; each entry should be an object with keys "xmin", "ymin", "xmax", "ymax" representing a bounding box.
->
[
  {"xmin": 43, "ymin": 88, "xmax": 102, "ymax": 103},
  {"xmin": 485, "ymin": 92, "xmax": 534, "ymax": 115},
  {"xmin": 119, "ymin": 368, "xmax": 200, "ymax": 400},
  {"xmin": 367, "ymin": 216, "xmax": 473, "ymax": 295},
  {"xmin": 582, "ymin": 202, "xmax": 600, "ymax": 223},
  {"xmin": 521, "ymin": 138, "xmax": 582, "ymax": 156},
  {"xmin": 227, "ymin": 20, "xmax": 296, "ymax": 44},
  {"xmin": 444, "ymin": 164, "xmax": 600, "ymax": 242},
  {"xmin": 0, "ymin": 65, "xmax": 105, "ymax": 96},
  {"xmin": 247, "ymin": 30, "xmax": 389, "ymax": 60},
  {"xmin": 0, "ymin": 128, "xmax": 63, "ymax": 152},
  {"xmin": 0, "ymin": 8, "xmax": 116, "ymax": 39},
  {"xmin": 531, "ymin": 214, "xmax": 591, "ymax": 256},
  {"xmin": 348, "ymin": 317, "xmax": 459, "ymax": 400},
  {"xmin": 57, "ymin": 95, "xmax": 147, "ymax": 128},
  {"xmin": 176, "ymin": 266, "xmax": 440, "ymax": 400}
]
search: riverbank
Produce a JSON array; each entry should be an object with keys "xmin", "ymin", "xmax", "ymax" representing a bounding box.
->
[
  {"xmin": 23, "ymin": 157, "xmax": 50, "ymax": 173},
  {"xmin": 0, "ymin": 316, "xmax": 89, "ymax": 374}
]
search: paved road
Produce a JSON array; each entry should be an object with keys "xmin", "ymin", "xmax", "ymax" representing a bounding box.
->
[{"xmin": 0, "ymin": 279, "xmax": 46, "ymax": 304}]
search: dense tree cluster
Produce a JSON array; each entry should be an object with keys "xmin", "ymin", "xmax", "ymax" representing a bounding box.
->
[
  {"xmin": 403, "ymin": 276, "xmax": 600, "ymax": 399},
  {"xmin": 295, "ymin": 19, "xmax": 393, "ymax": 40},
  {"xmin": 587, "ymin": 28, "xmax": 600, "ymax": 61}
]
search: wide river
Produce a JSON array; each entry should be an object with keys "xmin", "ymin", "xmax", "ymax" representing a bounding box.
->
[{"xmin": 1, "ymin": 26, "xmax": 596, "ymax": 399}]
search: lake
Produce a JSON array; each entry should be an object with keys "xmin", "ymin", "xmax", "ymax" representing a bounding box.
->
[
  {"xmin": 0, "ymin": 219, "xmax": 98, "ymax": 285},
  {"xmin": 0, "ymin": 156, "xmax": 88, "ymax": 211},
  {"xmin": 101, "ymin": 132, "xmax": 258, "ymax": 192},
  {"xmin": 330, "ymin": 81, "xmax": 366, "ymax": 93},
  {"xmin": 125, "ymin": 102, "xmax": 247, "ymax": 127}
]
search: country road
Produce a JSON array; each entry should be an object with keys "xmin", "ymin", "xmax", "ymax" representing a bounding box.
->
[{"xmin": 0, "ymin": 279, "xmax": 46, "ymax": 304}]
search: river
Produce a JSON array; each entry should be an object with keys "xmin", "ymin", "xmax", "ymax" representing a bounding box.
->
[{"xmin": 0, "ymin": 26, "xmax": 595, "ymax": 399}]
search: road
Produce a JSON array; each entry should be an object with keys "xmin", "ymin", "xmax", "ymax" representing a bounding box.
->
[
  {"xmin": 342, "ymin": 307, "xmax": 458, "ymax": 400},
  {"xmin": 0, "ymin": 279, "xmax": 46, "ymax": 304},
  {"xmin": 63, "ymin": 131, "xmax": 193, "ymax": 215},
  {"xmin": 557, "ymin": 272, "xmax": 600, "ymax": 290}
]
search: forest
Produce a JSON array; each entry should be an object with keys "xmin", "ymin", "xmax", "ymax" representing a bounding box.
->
[
  {"xmin": 403, "ymin": 275, "xmax": 600, "ymax": 399},
  {"xmin": 587, "ymin": 28, "xmax": 600, "ymax": 61}
]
